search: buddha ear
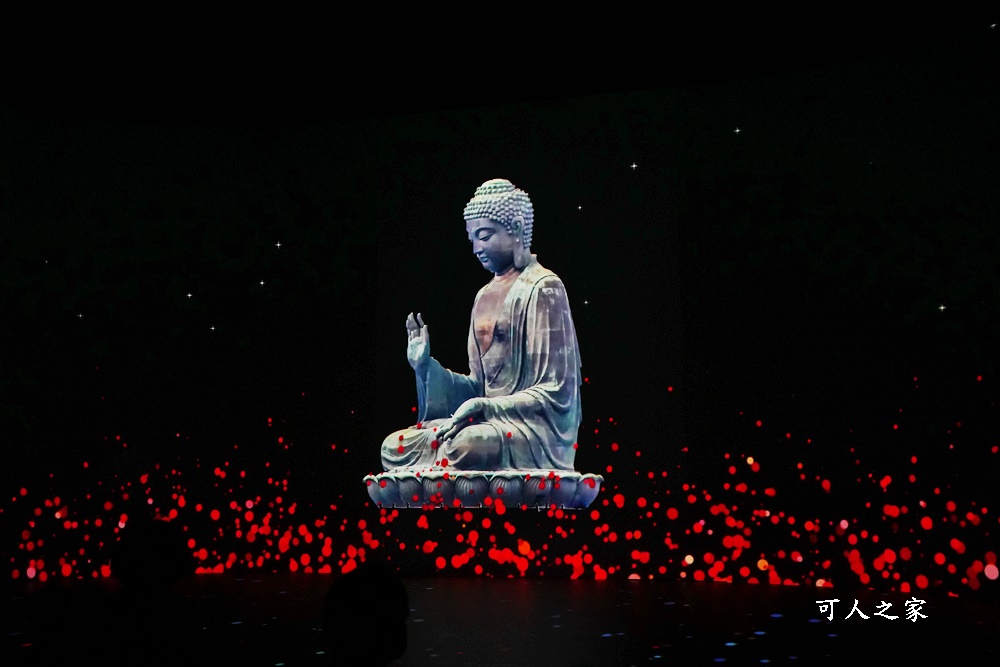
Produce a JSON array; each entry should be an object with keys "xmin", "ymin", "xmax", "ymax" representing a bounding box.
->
[{"xmin": 509, "ymin": 215, "xmax": 524, "ymax": 241}]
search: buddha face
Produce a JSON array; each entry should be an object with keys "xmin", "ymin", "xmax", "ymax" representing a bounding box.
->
[{"xmin": 466, "ymin": 217, "xmax": 519, "ymax": 275}]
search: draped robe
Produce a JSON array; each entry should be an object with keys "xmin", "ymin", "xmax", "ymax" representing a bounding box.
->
[{"xmin": 380, "ymin": 258, "xmax": 582, "ymax": 472}]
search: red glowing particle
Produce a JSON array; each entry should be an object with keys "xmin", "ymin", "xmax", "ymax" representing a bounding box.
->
[
  {"xmin": 506, "ymin": 431, "xmax": 512, "ymax": 438},
  {"xmin": 755, "ymin": 420, "xmax": 762, "ymax": 427},
  {"xmin": 441, "ymin": 458, "xmax": 449, "ymax": 467},
  {"xmin": 921, "ymin": 516, "xmax": 933, "ymax": 530},
  {"xmin": 950, "ymin": 538, "xmax": 966, "ymax": 554},
  {"xmin": 431, "ymin": 440, "xmax": 439, "ymax": 450},
  {"xmin": 666, "ymin": 507, "xmax": 679, "ymax": 520},
  {"xmin": 612, "ymin": 494, "xmax": 624, "ymax": 508},
  {"xmin": 210, "ymin": 509, "xmax": 221, "ymax": 521},
  {"xmin": 880, "ymin": 475, "xmax": 892, "ymax": 490},
  {"xmin": 883, "ymin": 504, "xmax": 900, "ymax": 518},
  {"xmin": 915, "ymin": 574, "xmax": 928, "ymax": 589},
  {"xmin": 435, "ymin": 556, "xmax": 446, "ymax": 569},
  {"xmin": 422, "ymin": 540, "xmax": 437, "ymax": 554}
]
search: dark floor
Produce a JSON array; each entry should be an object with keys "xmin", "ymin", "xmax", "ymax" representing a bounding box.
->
[{"xmin": 6, "ymin": 574, "xmax": 999, "ymax": 666}]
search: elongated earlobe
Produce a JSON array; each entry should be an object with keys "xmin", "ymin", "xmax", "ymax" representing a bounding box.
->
[{"xmin": 513, "ymin": 245, "xmax": 530, "ymax": 270}]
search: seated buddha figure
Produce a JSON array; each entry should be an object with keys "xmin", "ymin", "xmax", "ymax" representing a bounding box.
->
[{"xmin": 380, "ymin": 178, "xmax": 583, "ymax": 473}]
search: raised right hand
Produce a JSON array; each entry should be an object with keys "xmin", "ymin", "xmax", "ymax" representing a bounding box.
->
[{"xmin": 406, "ymin": 312, "xmax": 430, "ymax": 372}]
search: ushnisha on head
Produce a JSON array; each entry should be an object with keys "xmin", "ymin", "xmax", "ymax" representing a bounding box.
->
[{"xmin": 463, "ymin": 178, "xmax": 535, "ymax": 273}]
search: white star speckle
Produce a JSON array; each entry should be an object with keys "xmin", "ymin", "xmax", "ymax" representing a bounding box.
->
[
  {"xmin": 578, "ymin": 206, "xmax": 582, "ymax": 210},
  {"xmin": 259, "ymin": 281, "xmax": 265, "ymax": 286},
  {"xmin": 77, "ymin": 313, "xmax": 84, "ymax": 319},
  {"xmin": 210, "ymin": 326, "xmax": 216, "ymax": 331},
  {"xmin": 187, "ymin": 293, "xmax": 193, "ymax": 299},
  {"xmin": 630, "ymin": 163, "xmax": 637, "ymax": 170},
  {"xmin": 276, "ymin": 242, "xmax": 282, "ymax": 248},
  {"xmin": 939, "ymin": 304, "xmax": 946, "ymax": 312},
  {"xmin": 734, "ymin": 127, "xmax": 741, "ymax": 134},
  {"xmin": 583, "ymin": 300, "xmax": 589, "ymax": 305}
]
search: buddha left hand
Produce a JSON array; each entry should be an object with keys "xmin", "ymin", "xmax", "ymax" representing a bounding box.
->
[{"xmin": 436, "ymin": 398, "xmax": 489, "ymax": 442}]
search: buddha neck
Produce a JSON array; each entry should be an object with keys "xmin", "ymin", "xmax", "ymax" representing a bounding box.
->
[{"xmin": 493, "ymin": 264, "xmax": 521, "ymax": 282}]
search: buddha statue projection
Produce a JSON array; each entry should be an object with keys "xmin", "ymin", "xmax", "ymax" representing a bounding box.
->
[{"xmin": 365, "ymin": 179, "xmax": 603, "ymax": 508}]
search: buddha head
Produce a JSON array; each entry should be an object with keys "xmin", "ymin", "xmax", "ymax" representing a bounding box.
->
[{"xmin": 463, "ymin": 178, "xmax": 535, "ymax": 274}]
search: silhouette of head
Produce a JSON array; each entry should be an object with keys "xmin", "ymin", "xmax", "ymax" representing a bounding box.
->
[
  {"xmin": 110, "ymin": 518, "xmax": 194, "ymax": 589},
  {"xmin": 323, "ymin": 561, "xmax": 409, "ymax": 666}
]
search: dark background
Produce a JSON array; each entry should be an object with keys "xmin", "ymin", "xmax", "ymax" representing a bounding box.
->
[{"xmin": 1, "ymin": 20, "xmax": 997, "ymax": 595}]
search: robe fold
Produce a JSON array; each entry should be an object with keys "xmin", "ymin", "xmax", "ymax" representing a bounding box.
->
[{"xmin": 381, "ymin": 258, "xmax": 582, "ymax": 472}]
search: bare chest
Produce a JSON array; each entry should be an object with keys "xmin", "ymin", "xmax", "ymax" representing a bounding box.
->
[{"xmin": 473, "ymin": 279, "xmax": 516, "ymax": 352}]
